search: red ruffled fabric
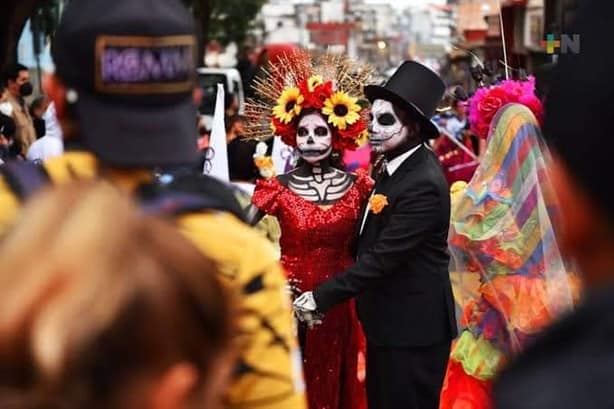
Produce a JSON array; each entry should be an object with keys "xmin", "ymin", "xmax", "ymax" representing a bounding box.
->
[
  {"xmin": 335, "ymin": 120, "xmax": 366, "ymax": 151},
  {"xmin": 299, "ymin": 80, "xmax": 334, "ymax": 110},
  {"xmin": 272, "ymin": 117, "xmax": 299, "ymax": 148},
  {"xmin": 440, "ymin": 359, "xmax": 493, "ymax": 409}
]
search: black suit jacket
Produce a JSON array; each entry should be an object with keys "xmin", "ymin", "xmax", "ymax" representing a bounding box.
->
[{"xmin": 314, "ymin": 145, "xmax": 457, "ymax": 347}]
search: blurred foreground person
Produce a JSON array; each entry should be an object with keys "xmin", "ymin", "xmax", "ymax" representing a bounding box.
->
[
  {"xmin": 494, "ymin": 1, "xmax": 614, "ymax": 408},
  {"xmin": 0, "ymin": 183, "xmax": 235, "ymax": 409},
  {"xmin": 0, "ymin": 0, "xmax": 305, "ymax": 408}
]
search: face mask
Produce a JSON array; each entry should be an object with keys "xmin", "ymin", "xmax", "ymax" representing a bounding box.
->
[
  {"xmin": 296, "ymin": 113, "xmax": 332, "ymax": 164},
  {"xmin": 33, "ymin": 117, "xmax": 46, "ymax": 139},
  {"xmin": 369, "ymin": 99, "xmax": 409, "ymax": 153},
  {"xmin": 19, "ymin": 82, "xmax": 33, "ymax": 97}
]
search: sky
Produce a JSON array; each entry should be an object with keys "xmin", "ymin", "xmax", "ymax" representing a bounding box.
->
[{"xmin": 364, "ymin": 0, "xmax": 446, "ymax": 10}]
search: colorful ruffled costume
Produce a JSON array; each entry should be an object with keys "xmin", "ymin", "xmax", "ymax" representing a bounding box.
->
[{"xmin": 440, "ymin": 103, "xmax": 580, "ymax": 409}]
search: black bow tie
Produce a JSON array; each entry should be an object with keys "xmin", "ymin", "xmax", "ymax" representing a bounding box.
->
[
  {"xmin": 372, "ymin": 155, "xmax": 388, "ymax": 179},
  {"xmin": 373, "ymin": 157, "xmax": 389, "ymax": 188}
]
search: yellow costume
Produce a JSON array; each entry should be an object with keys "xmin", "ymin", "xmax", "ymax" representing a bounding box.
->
[{"xmin": 0, "ymin": 152, "xmax": 306, "ymax": 409}]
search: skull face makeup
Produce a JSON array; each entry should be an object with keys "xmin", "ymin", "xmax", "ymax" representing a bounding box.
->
[
  {"xmin": 369, "ymin": 99, "xmax": 409, "ymax": 153},
  {"xmin": 296, "ymin": 113, "xmax": 333, "ymax": 164}
]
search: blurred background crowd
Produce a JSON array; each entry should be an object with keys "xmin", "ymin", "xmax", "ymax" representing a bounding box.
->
[{"xmin": 1, "ymin": 0, "xmax": 577, "ymax": 182}]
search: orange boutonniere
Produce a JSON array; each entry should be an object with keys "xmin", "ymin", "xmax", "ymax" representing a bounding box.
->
[{"xmin": 369, "ymin": 194, "xmax": 389, "ymax": 214}]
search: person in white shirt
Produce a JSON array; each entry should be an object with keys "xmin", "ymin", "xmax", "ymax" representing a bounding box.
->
[{"xmin": 26, "ymin": 102, "xmax": 64, "ymax": 162}]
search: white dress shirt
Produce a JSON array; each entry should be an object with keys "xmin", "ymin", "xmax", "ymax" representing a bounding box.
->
[
  {"xmin": 26, "ymin": 136, "xmax": 64, "ymax": 162},
  {"xmin": 43, "ymin": 103, "xmax": 64, "ymax": 140},
  {"xmin": 359, "ymin": 144, "xmax": 423, "ymax": 235},
  {"xmin": 26, "ymin": 103, "xmax": 65, "ymax": 162}
]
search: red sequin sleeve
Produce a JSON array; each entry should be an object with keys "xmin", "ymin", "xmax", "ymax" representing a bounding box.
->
[
  {"xmin": 252, "ymin": 177, "xmax": 282, "ymax": 216},
  {"xmin": 354, "ymin": 169, "xmax": 375, "ymax": 201}
]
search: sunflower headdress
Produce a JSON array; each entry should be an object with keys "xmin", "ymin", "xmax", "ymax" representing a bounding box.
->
[{"xmin": 245, "ymin": 52, "xmax": 374, "ymax": 151}]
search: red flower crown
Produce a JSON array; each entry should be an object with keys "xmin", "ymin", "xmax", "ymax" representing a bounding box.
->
[
  {"xmin": 469, "ymin": 77, "xmax": 543, "ymax": 139},
  {"xmin": 271, "ymin": 75, "xmax": 368, "ymax": 151}
]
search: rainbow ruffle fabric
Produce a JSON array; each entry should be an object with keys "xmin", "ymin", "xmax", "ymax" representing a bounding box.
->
[{"xmin": 440, "ymin": 104, "xmax": 579, "ymax": 409}]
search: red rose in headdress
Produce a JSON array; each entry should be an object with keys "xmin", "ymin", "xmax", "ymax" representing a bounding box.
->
[
  {"xmin": 299, "ymin": 78, "xmax": 334, "ymax": 110},
  {"xmin": 477, "ymin": 88, "xmax": 509, "ymax": 124},
  {"xmin": 518, "ymin": 94, "xmax": 544, "ymax": 124},
  {"xmin": 469, "ymin": 77, "xmax": 544, "ymax": 139},
  {"xmin": 272, "ymin": 117, "xmax": 298, "ymax": 147},
  {"xmin": 335, "ymin": 119, "xmax": 366, "ymax": 151}
]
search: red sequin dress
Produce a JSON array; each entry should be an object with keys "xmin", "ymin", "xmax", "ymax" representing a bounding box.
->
[{"xmin": 253, "ymin": 170, "xmax": 373, "ymax": 409}]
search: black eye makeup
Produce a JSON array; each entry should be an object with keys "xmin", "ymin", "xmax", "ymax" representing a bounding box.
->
[
  {"xmin": 377, "ymin": 113, "xmax": 397, "ymax": 126},
  {"xmin": 314, "ymin": 126, "xmax": 329, "ymax": 136},
  {"xmin": 297, "ymin": 127, "xmax": 309, "ymax": 137}
]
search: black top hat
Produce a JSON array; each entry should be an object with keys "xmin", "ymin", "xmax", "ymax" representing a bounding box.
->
[{"xmin": 365, "ymin": 61, "xmax": 446, "ymax": 139}]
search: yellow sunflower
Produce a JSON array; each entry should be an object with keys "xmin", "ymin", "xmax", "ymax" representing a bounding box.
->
[
  {"xmin": 273, "ymin": 87, "xmax": 304, "ymax": 124},
  {"xmin": 322, "ymin": 91, "xmax": 361, "ymax": 130},
  {"xmin": 307, "ymin": 75, "xmax": 324, "ymax": 92},
  {"xmin": 357, "ymin": 128, "xmax": 369, "ymax": 146}
]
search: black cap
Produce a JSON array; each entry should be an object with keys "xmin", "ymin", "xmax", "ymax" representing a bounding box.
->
[
  {"xmin": 52, "ymin": 0, "xmax": 199, "ymax": 167},
  {"xmin": 365, "ymin": 61, "xmax": 446, "ymax": 139},
  {"xmin": 544, "ymin": 0, "xmax": 613, "ymax": 221}
]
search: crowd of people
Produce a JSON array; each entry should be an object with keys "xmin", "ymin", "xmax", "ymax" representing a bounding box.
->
[
  {"xmin": 0, "ymin": 0, "xmax": 612, "ymax": 408},
  {"xmin": 0, "ymin": 64, "xmax": 63, "ymax": 164}
]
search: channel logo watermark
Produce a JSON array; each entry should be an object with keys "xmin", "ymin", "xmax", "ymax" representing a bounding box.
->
[{"xmin": 541, "ymin": 33, "xmax": 581, "ymax": 54}]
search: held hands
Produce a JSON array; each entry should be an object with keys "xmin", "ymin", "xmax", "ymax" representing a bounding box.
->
[{"xmin": 293, "ymin": 292, "xmax": 323, "ymax": 329}]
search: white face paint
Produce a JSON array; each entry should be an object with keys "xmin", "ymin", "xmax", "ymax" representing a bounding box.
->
[
  {"xmin": 369, "ymin": 99, "xmax": 409, "ymax": 153},
  {"xmin": 296, "ymin": 113, "xmax": 333, "ymax": 164}
]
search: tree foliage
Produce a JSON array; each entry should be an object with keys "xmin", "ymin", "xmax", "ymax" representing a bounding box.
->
[
  {"xmin": 182, "ymin": 0, "xmax": 267, "ymax": 46},
  {"xmin": 1, "ymin": 0, "xmax": 266, "ymax": 72},
  {"xmin": 1, "ymin": 0, "xmax": 63, "ymax": 72},
  {"xmin": 0, "ymin": 0, "xmax": 42, "ymax": 71}
]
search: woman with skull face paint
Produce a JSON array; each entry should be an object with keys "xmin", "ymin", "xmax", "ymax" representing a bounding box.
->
[{"xmin": 246, "ymin": 53, "xmax": 373, "ymax": 409}]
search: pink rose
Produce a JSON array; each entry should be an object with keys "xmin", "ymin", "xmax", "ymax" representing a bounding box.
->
[{"xmin": 478, "ymin": 88, "xmax": 508, "ymax": 119}]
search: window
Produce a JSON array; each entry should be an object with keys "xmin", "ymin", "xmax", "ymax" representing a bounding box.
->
[{"xmin": 197, "ymin": 73, "xmax": 226, "ymax": 116}]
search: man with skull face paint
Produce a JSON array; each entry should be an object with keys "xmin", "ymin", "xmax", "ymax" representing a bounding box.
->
[
  {"xmin": 295, "ymin": 61, "xmax": 458, "ymax": 409},
  {"xmin": 248, "ymin": 54, "xmax": 373, "ymax": 409}
]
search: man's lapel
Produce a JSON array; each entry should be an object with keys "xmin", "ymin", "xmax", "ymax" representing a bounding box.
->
[
  {"xmin": 353, "ymin": 145, "xmax": 428, "ymax": 249},
  {"xmin": 353, "ymin": 188, "xmax": 373, "ymax": 253},
  {"xmin": 356, "ymin": 170, "xmax": 388, "ymax": 239}
]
